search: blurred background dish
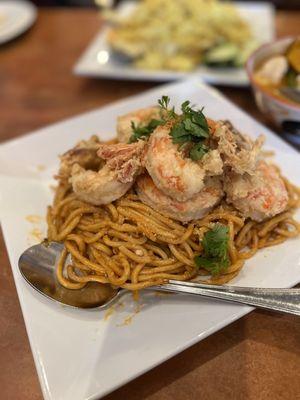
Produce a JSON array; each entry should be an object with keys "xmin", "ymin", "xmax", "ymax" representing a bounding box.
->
[
  {"xmin": 30, "ymin": 0, "xmax": 300, "ymax": 8},
  {"xmin": 74, "ymin": 0, "xmax": 275, "ymax": 86},
  {"xmin": 105, "ymin": 0, "xmax": 258, "ymax": 72},
  {"xmin": 0, "ymin": 0, "xmax": 37, "ymax": 45},
  {"xmin": 247, "ymin": 37, "xmax": 300, "ymax": 143}
]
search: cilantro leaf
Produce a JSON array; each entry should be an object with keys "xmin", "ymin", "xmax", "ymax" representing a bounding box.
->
[
  {"xmin": 182, "ymin": 119, "xmax": 209, "ymax": 138},
  {"xmin": 169, "ymin": 100, "xmax": 210, "ymax": 160},
  {"xmin": 181, "ymin": 100, "xmax": 191, "ymax": 113},
  {"xmin": 202, "ymin": 224, "xmax": 229, "ymax": 259},
  {"xmin": 195, "ymin": 257, "xmax": 228, "ymax": 276},
  {"xmin": 158, "ymin": 95, "xmax": 176, "ymax": 119},
  {"xmin": 170, "ymin": 124, "xmax": 188, "ymax": 138},
  {"xmin": 191, "ymin": 108, "xmax": 208, "ymax": 130},
  {"xmin": 189, "ymin": 143, "xmax": 209, "ymax": 161},
  {"xmin": 181, "ymin": 102, "xmax": 208, "ymax": 129},
  {"xmin": 172, "ymin": 134, "xmax": 194, "ymax": 144},
  {"xmin": 158, "ymin": 95, "xmax": 170, "ymax": 110},
  {"xmin": 194, "ymin": 224, "xmax": 230, "ymax": 275},
  {"xmin": 129, "ymin": 118, "xmax": 163, "ymax": 143},
  {"xmin": 183, "ymin": 118, "xmax": 197, "ymax": 131}
]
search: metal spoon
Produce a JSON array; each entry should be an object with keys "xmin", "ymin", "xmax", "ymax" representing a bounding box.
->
[{"xmin": 18, "ymin": 241, "xmax": 300, "ymax": 315}]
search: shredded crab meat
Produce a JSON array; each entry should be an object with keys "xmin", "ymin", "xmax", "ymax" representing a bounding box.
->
[
  {"xmin": 214, "ymin": 121, "xmax": 265, "ymax": 175},
  {"xmin": 97, "ymin": 141, "xmax": 145, "ymax": 183}
]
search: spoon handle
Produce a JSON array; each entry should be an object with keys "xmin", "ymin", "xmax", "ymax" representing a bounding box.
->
[{"xmin": 151, "ymin": 280, "xmax": 300, "ymax": 316}]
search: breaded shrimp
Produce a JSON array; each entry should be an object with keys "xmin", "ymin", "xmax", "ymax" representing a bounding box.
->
[
  {"xmin": 71, "ymin": 164, "xmax": 133, "ymax": 205},
  {"xmin": 136, "ymin": 174, "xmax": 223, "ymax": 222},
  {"xmin": 70, "ymin": 141, "xmax": 145, "ymax": 205},
  {"xmin": 117, "ymin": 106, "xmax": 162, "ymax": 143},
  {"xmin": 57, "ymin": 135, "xmax": 103, "ymax": 181},
  {"xmin": 201, "ymin": 149, "xmax": 223, "ymax": 176},
  {"xmin": 224, "ymin": 161, "xmax": 288, "ymax": 222},
  {"xmin": 145, "ymin": 123, "xmax": 215, "ymax": 201}
]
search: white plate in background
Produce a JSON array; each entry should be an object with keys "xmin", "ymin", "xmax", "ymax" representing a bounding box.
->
[
  {"xmin": 74, "ymin": 1, "xmax": 275, "ymax": 86},
  {"xmin": 0, "ymin": 0, "xmax": 37, "ymax": 44},
  {"xmin": 1, "ymin": 79, "xmax": 300, "ymax": 400}
]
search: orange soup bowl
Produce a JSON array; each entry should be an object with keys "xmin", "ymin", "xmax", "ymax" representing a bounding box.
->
[{"xmin": 246, "ymin": 37, "xmax": 300, "ymax": 136}]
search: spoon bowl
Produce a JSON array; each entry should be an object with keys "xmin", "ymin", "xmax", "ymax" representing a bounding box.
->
[{"xmin": 19, "ymin": 241, "xmax": 119, "ymax": 309}]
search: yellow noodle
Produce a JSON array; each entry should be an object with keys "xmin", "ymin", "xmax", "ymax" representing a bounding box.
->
[
  {"xmin": 139, "ymin": 262, "xmax": 184, "ymax": 275},
  {"xmin": 91, "ymin": 241, "xmax": 113, "ymax": 256},
  {"xmin": 119, "ymin": 245, "xmax": 152, "ymax": 263},
  {"xmin": 57, "ymin": 216, "xmax": 81, "ymax": 241},
  {"xmin": 56, "ymin": 248, "xmax": 86, "ymax": 289},
  {"xmin": 182, "ymin": 241, "xmax": 194, "ymax": 259},
  {"xmin": 104, "ymin": 203, "xmax": 119, "ymax": 222},
  {"xmin": 168, "ymin": 244, "xmax": 194, "ymax": 267},
  {"xmin": 82, "ymin": 230, "xmax": 106, "ymax": 243},
  {"xmin": 144, "ymin": 243, "xmax": 168, "ymax": 259},
  {"xmin": 228, "ymin": 221, "xmax": 238, "ymax": 263},
  {"xmin": 67, "ymin": 266, "xmax": 109, "ymax": 284},
  {"xmin": 66, "ymin": 234, "xmax": 86, "ymax": 253}
]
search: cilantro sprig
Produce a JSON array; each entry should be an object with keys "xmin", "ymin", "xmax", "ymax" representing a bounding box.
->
[
  {"xmin": 128, "ymin": 96, "xmax": 211, "ymax": 161},
  {"xmin": 170, "ymin": 100, "xmax": 210, "ymax": 160},
  {"xmin": 194, "ymin": 224, "xmax": 230, "ymax": 275},
  {"xmin": 129, "ymin": 119, "xmax": 163, "ymax": 143},
  {"xmin": 158, "ymin": 95, "xmax": 176, "ymax": 119},
  {"xmin": 158, "ymin": 95, "xmax": 170, "ymax": 110}
]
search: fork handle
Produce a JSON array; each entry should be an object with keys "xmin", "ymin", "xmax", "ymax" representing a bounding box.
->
[{"xmin": 151, "ymin": 281, "xmax": 300, "ymax": 316}]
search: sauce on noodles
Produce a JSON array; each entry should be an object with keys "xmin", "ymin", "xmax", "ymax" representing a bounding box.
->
[{"xmin": 47, "ymin": 178, "xmax": 300, "ymax": 291}]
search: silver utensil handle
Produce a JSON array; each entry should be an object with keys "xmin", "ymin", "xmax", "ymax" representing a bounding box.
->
[{"xmin": 152, "ymin": 281, "xmax": 300, "ymax": 316}]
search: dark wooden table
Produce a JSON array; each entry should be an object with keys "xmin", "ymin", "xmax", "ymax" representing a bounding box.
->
[{"xmin": 0, "ymin": 8, "xmax": 299, "ymax": 400}]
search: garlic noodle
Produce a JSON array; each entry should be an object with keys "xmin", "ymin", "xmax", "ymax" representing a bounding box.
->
[{"xmin": 47, "ymin": 176, "xmax": 300, "ymax": 291}]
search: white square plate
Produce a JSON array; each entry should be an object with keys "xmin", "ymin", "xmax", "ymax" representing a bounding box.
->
[
  {"xmin": 74, "ymin": 1, "xmax": 275, "ymax": 86},
  {"xmin": 1, "ymin": 79, "xmax": 300, "ymax": 400}
]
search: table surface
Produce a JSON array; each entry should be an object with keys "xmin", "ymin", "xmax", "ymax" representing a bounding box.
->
[{"xmin": 0, "ymin": 8, "xmax": 300, "ymax": 400}]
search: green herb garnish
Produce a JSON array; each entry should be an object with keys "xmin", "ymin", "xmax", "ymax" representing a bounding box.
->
[
  {"xmin": 129, "ymin": 118, "xmax": 163, "ymax": 143},
  {"xmin": 189, "ymin": 143, "xmax": 209, "ymax": 161},
  {"xmin": 128, "ymin": 95, "xmax": 173, "ymax": 143},
  {"xmin": 158, "ymin": 97, "xmax": 210, "ymax": 161},
  {"xmin": 158, "ymin": 95, "xmax": 176, "ymax": 119},
  {"xmin": 158, "ymin": 95, "xmax": 170, "ymax": 110},
  {"xmin": 194, "ymin": 224, "xmax": 230, "ymax": 275},
  {"xmin": 129, "ymin": 96, "xmax": 210, "ymax": 161}
]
